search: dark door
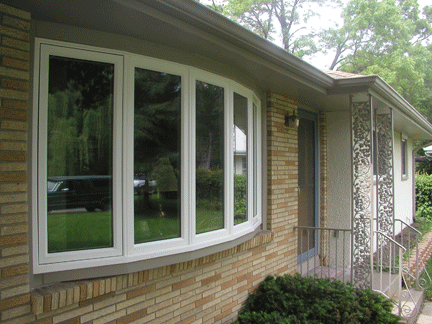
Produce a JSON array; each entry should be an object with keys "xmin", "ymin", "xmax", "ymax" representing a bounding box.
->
[{"xmin": 297, "ymin": 110, "xmax": 318, "ymax": 262}]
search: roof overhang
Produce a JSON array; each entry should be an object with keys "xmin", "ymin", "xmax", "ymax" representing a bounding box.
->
[
  {"xmin": 4, "ymin": 0, "xmax": 432, "ymax": 140},
  {"xmin": 328, "ymin": 75, "xmax": 432, "ymax": 140}
]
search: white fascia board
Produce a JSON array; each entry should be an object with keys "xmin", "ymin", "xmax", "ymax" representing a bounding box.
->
[
  {"xmin": 117, "ymin": 0, "xmax": 334, "ymax": 90},
  {"xmin": 330, "ymin": 74, "xmax": 432, "ymax": 137}
]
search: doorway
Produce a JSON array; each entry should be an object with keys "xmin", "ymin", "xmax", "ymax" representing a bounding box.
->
[{"xmin": 297, "ymin": 110, "xmax": 319, "ymax": 263}]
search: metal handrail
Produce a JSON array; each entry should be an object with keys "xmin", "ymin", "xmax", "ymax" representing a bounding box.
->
[
  {"xmin": 395, "ymin": 219, "xmax": 421, "ymax": 235},
  {"xmin": 296, "ymin": 226, "xmax": 352, "ymax": 283},
  {"xmin": 394, "ymin": 219, "xmax": 421, "ymax": 288},
  {"xmin": 375, "ymin": 231, "xmax": 406, "ymax": 250},
  {"xmin": 374, "ymin": 231, "xmax": 406, "ymax": 317},
  {"xmin": 295, "ymin": 226, "xmax": 351, "ymax": 232}
]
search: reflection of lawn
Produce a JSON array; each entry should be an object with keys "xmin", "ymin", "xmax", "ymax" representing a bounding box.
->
[
  {"xmin": 47, "ymin": 196, "xmax": 228, "ymax": 253},
  {"xmin": 48, "ymin": 211, "xmax": 113, "ymax": 253}
]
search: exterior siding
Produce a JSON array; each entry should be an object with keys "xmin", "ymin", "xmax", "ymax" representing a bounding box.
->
[{"xmin": 0, "ymin": 4, "xmax": 302, "ymax": 323}]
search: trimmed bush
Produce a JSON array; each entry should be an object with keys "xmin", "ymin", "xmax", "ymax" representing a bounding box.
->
[
  {"xmin": 416, "ymin": 174, "xmax": 432, "ymax": 218},
  {"xmin": 235, "ymin": 274, "xmax": 400, "ymax": 324}
]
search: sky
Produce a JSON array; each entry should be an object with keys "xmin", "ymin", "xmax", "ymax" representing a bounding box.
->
[{"xmin": 199, "ymin": 0, "xmax": 431, "ymax": 70}]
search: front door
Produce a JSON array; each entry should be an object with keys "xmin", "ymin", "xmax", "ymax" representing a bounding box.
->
[{"xmin": 297, "ymin": 110, "xmax": 318, "ymax": 263}]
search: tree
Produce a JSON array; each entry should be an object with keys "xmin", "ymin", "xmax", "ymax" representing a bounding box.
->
[
  {"xmin": 320, "ymin": 0, "xmax": 428, "ymax": 70},
  {"xmin": 201, "ymin": 0, "xmax": 335, "ymax": 58},
  {"xmin": 320, "ymin": 0, "xmax": 432, "ymax": 120}
]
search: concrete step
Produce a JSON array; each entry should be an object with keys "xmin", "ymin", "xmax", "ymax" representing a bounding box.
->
[{"xmin": 392, "ymin": 288, "xmax": 424, "ymax": 324}]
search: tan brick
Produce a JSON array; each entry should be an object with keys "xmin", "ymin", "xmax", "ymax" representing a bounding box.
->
[
  {"xmin": 3, "ymin": 15, "xmax": 30, "ymax": 31},
  {"xmin": 1, "ymin": 254, "xmax": 28, "ymax": 267},
  {"xmin": 0, "ymin": 4, "xmax": 31, "ymax": 20},
  {"xmin": 34, "ymin": 319, "xmax": 52, "ymax": 324},
  {"xmin": 1, "ymin": 283, "xmax": 30, "ymax": 299},
  {"xmin": 2, "ymin": 99, "xmax": 28, "ymax": 110},
  {"xmin": 0, "ymin": 163, "xmax": 27, "ymax": 172},
  {"xmin": 172, "ymin": 277, "xmax": 194, "ymax": 290},
  {"xmin": 0, "ymin": 152, "xmax": 26, "ymax": 161},
  {"xmin": 1, "ymin": 224, "xmax": 28, "ymax": 236},
  {"xmin": 79, "ymin": 305, "xmax": 116, "ymax": 323},
  {"xmin": 0, "ymin": 66, "xmax": 29, "ymax": 80},
  {"xmin": 0, "ymin": 303, "xmax": 30, "ymax": 320},
  {"xmin": 0, "ymin": 273, "xmax": 28, "ymax": 289},
  {"xmin": 0, "ymin": 183, "xmax": 27, "ymax": 193},
  {"xmin": 201, "ymin": 273, "xmax": 221, "ymax": 286},
  {"xmin": 0, "ymin": 26, "xmax": 29, "ymax": 42},
  {"xmin": 0, "ymin": 46, "xmax": 29, "ymax": 61},
  {"xmin": 51, "ymin": 304, "xmax": 93, "ymax": 324},
  {"xmin": 0, "ymin": 110, "xmax": 28, "ymax": 122},
  {"xmin": 93, "ymin": 292, "xmax": 125, "ymax": 311},
  {"xmin": 1, "ymin": 120, "xmax": 27, "ymax": 131},
  {"xmin": 0, "ymin": 193, "xmax": 27, "ymax": 204},
  {"xmin": 195, "ymin": 295, "xmax": 214, "ymax": 308},
  {"xmin": 2, "ymin": 314, "xmax": 35, "ymax": 324},
  {"xmin": 1, "ymin": 264, "xmax": 29, "ymax": 277},
  {"xmin": 118, "ymin": 309, "xmax": 147, "ymax": 324},
  {"xmin": 155, "ymin": 302, "xmax": 181, "ymax": 318},
  {"xmin": 1, "ymin": 203, "xmax": 28, "ymax": 214},
  {"xmin": 0, "ymin": 131, "xmax": 27, "ymax": 142},
  {"xmin": 0, "ymin": 293, "xmax": 30, "ymax": 311},
  {"xmin": 125, "ymin": 298, "xmax": 154, "ymax": 315},
  {"xmin": 1, "ymin": 78, "xmax": 28, "ymax": 91},
  {"xmin": 126, "ymin": 284, "xmax": 156, "ymax": 299},
  {"xmin": 0, "ymin": 235, "xmax": 28, "ymax": 249}
]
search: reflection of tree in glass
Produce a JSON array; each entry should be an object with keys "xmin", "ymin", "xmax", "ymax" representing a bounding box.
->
[
  {"xmin": 134, "ymin": 68, "xmax": 181, "ymax": 179},
  {"xmin": 47, "ymin": 57, "xmax": 114, "ymax": 177},
  {"xmin": 195, "ymin": 81, "xmax": 225, "ymax": 233},
  {"xmin": 196, "ymin": 81, "xmax": 224, "ymax": 171}
]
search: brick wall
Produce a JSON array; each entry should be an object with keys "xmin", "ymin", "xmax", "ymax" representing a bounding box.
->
[
  {"xmin": 0, "ymin": 3, "xmax": 32, "ymax": 323},
  {"xmin": 266, "ymin": 92, "xmax": 298, "ymax": 272},
  {"xmin": 0, "ymin": 3, "xmax": 301, "ymax": 322}
]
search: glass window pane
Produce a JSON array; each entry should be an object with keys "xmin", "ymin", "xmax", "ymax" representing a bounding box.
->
[
  {"xmin": 134, "ymin": 68, "xmax": 181, "ymax": 244},
  {"xmin": 196, "ymin": 81, "xmax": 224, "ymax": 234},
  {"xmin": 47, "ymin": 56, "xmax": 114, "ymax": 253},
  {"xmin": 234, "ymin": 93, "xmax": 248, "ymax": 225}
]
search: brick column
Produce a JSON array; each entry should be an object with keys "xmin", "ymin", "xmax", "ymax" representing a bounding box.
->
[
  {"xmin": 266, "ymin": 92, "xmax": 298, "ymax": 273},
  {"xmin": 0, "ymin": 4, "xmax": 32, "ymax": 323}
]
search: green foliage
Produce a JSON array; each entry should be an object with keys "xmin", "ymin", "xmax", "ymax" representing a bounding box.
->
[
  {"xmin": 416, "ymin": 174, "xmax": 432, "ymax": 210},
  {"xmin": 234, "ymin": 174, "xmax": 246, "ymax": 200},
  {"xmin": 415, "ymin": 174, "xmax": 432, "ymax": 234},
  {"xmin": 235, "ymin": 274, "xmax": 400, "ymax": 324},
  {"xmin": 196, "ymin": 169, "xmax": 223, "ymax": 200},
  {"xmin": 204, "ymin": 0, "xmax": 334, "ymax": 58}
]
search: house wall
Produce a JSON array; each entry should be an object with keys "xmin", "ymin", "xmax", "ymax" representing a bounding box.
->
[
  {"xmin": 394, "ymin": 131, "xmax": 414, "ymax": 233},
  {"xmin": 0, "ymin": 4, "xmax": 301, "ymax": 323},
  {"xmin": 326, "ymin": 110, "xmax": 351, "ymax": 231}
]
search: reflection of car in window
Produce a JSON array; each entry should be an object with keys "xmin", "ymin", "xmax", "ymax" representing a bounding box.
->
[
  {"xmin": 47, "ymin": 176, "xmax": 111, "ymax": 212},
  {"xmin": 133, "ymin": 174, "xmax": 156, "ymax": 195}
]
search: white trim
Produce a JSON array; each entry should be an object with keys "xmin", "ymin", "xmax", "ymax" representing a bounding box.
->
[
  {"xmin": 401, "ymin": 133, "xmax": 408, "ymax": 180},
  {"xmin": 33, "ymin": 38, "xmax": 262, "ymax": 274},
  {"xmin": 34, "ymin": 40, "xmax": 124, "ymax": 271}
]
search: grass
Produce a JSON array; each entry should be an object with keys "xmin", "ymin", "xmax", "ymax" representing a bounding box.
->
[
  {"xmin": 48, "ymin": 210, "xmax": 113, "ymax": 253},
  {"xmin": 48, "ymin": 194, "xmax": 235, "ymax": 252}
]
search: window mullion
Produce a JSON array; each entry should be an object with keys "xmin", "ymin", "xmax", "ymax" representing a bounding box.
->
[{"xmin": 225, "ymin": 87, "xmax": 234, "ymax": 234}]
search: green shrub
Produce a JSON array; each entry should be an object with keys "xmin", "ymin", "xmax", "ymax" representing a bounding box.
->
[
  {"xmin": 196, "ymin": 169, "xmax": 223, "ymax": 200},
  {"xmin": 416, "ymin": 174, "xmax": 432, "ymax": 213},
  {"xmin": 235, "ymin": 274, "xmax": 400, "ymax": 324}
]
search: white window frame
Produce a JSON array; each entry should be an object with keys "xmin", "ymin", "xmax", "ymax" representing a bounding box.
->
[
  {"xmin": 401, "ymin": 134, "xmax": 408, "ymax": 180},
  {"xmin": 32, "ymin": 38, "xmax": 262, "ymax": 274},
  {"xmin": 33, "ymin": 41, "xmax": 124, "ymax": 267}
]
